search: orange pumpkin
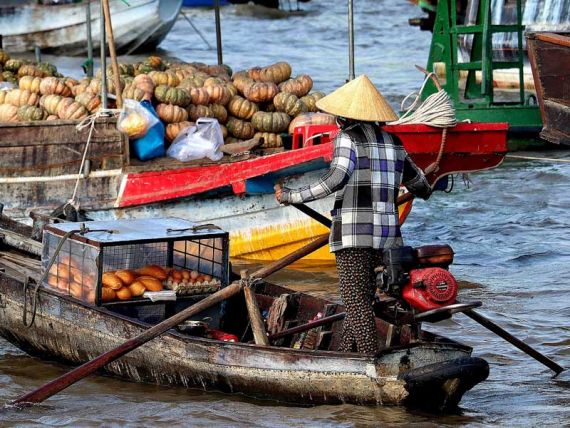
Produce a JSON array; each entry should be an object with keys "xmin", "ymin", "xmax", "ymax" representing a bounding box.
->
[
  {"xmin": 133, "ymin": 74, "xmax": 155, "ymax": 99},
  {"xmin": 75, "ymin": 92, "xmax": 101, "ymax": 113},
  {"xmin": 165, "ymin": 121, "xmax": 194, "ymax": 142},
  {"xmin": 278, "ymin": 75, "xmax": 313, "ymax": 97},
  {"xmin": 122, "ymin": 84, "xmax": 147, "ymax": 102},
  {"xmin": 227, "ymin": 95, "xmax": 259, "ymax": 120},
  {"xmin": 57, "ymin": 101, "xmax": 89, "ymax": 120},
  {"xmin": 0, "ymin": 104, "xmax": 18, "ymax": 122},
  {"xmin": 5, "ymin": 89, "xmax": 40, "ymax": 107},
  {"xmin": 187, "ymin": 87, "xmax": 210, "ymax": 105},
  {"xmin": 205, "ymin": 84, "xmax": 231, "ymax": 105},
  {"xmin": 256, "ymin": 62, "xmax": 292, "ymax": 84},
  {"xmin": 18, "ymin": 76, "xmax": 42, "ymax": 93},
  {"xmin": 148, "ymin": 70, "xmax": 180, "ymax": 87},
  {"xmin": 244, "ymin": 82, "xmax": 279, "ymax": 103},
  {"xmin": 17, "ymin": 64, "xmax": 47, "ymax": 78},
  {"xmin": 156, "ymin": 103, "xmax": 188, "ymax": 123}
]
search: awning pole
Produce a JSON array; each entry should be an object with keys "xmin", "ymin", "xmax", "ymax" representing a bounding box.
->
[
  {"xmin": 348, "ymin": 0, "xmax": 355, "ymax": 80},
  {"xmin": 86, "ymin": 0, "xmax": 94, "ymax": 77},
  {"xmin": 100, "ymin": 1, "xmax": 108, "ymax": 109},
  {"xmin": 214, "ymin": 0, "xmax": 223, "ymax": 65}
]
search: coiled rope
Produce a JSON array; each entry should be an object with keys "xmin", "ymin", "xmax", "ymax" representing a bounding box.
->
[{"xmin": 390, "ymin": 68, "xmax": 458, "ymax": 174}]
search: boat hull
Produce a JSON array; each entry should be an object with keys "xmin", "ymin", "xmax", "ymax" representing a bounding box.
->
[
  {"xmin": 0, "ymin": 120, "xmax": 507, "ymax": 262},
  {"xmin": 0, "ymin": 271, "xmax": 486, "ymax": 409},
  {"xmin": 0, "ymin": 0, "xmax": 182, "ymax": 55},
  {"xmin": 527, "ymin": 32, "xmax": 570, "ymax": 145}
]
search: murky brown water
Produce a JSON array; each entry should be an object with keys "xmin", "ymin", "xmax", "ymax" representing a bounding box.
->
[{"xmin": 1, "ymin": 0, "xmax": 570, "ymax": 426}]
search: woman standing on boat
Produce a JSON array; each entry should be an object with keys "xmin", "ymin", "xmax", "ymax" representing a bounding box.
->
[{"xmin": 275, "ymin": 75, "xmax": 431, "ymax": 354}]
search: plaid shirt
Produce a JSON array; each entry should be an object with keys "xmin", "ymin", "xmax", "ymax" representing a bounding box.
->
[{"xmin": 281, "ymin": 122, "xmax": 431, "ymax": 252}]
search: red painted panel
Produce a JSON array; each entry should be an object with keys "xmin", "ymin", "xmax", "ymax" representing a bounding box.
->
[{"xmin": 119, "ymin": 122, "xmax": 508, "ymax": 208}]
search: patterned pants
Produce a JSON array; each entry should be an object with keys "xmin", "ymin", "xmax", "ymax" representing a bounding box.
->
[{"xmin": 335, "ymin": 247, "xmax": 382, "ymax": 354}]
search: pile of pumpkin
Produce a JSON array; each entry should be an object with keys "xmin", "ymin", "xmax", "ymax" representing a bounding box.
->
[{"xmin": 0, "ymin": 48, "xmax": 332, "ymax": 149}]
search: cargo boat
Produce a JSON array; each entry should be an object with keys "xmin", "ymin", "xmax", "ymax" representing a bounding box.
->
[
  {"xmin": 0, "ymin": 118, "xmax": 508, "ymax": 262},
  {"xmin": 0, "ymin": 217, "xmax": 489, "ymax": 411}
]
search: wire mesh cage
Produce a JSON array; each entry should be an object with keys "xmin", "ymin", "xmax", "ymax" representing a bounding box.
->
[{"xmin": 42, "ymin": 218, "xmax": 229, "ymax": 306}]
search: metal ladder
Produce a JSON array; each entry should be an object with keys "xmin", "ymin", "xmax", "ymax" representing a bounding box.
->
[{"xmin": 423, "ymin": 0, "xmax": 542, "ymax": 130}]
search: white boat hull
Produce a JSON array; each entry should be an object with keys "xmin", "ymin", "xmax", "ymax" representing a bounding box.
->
[{"xmin": 0, "ymin": 0, "xmax": 182, "ymax": 55}]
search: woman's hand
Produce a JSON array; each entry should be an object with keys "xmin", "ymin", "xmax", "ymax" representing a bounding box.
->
[{"xmin": 274, "ymin": 184, "xmax": 285, "ymax": 204}]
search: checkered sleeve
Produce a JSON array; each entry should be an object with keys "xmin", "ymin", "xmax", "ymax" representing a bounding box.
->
[
  {"xmin": 281, "ymin": 134, "xmax": 356, "ymax": 204},
  {"xmin": 402, "ymin": 154, "xmax": 432, "ymax": 200}
]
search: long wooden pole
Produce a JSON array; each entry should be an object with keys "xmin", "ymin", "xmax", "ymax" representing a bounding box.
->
[
  {"xmin": 101, "ymin": 0, "xmax": 123, "ymax": 108},
  {"xmin": 99, "ymin": 1, "xmax": 107, "ymax": 109},
  {"xmin": 10, "ymin": 232, "xmax": 329, "ymax": 406}
]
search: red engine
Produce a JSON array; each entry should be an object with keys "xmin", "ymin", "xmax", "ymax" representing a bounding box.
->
[{"xmin": 402, "ymin": 267, "xmax": 458, "ymax": 312}]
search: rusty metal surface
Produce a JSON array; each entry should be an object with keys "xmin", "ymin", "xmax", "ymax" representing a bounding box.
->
[{"xmin": 0, "ymin": 270, "xmax": 472, "ymax": 406}]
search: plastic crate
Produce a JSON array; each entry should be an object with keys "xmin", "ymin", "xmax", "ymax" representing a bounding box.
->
[{"xmin": 291, "ymin": 124, "xmax": 338, "ymax": 149}]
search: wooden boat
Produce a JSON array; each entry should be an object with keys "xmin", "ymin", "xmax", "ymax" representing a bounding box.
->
[
  {"xmin": 0, "ymin": 118, "xmax": 508, "ymax": 262},
  {"xmin": 0, "ymin": 0, "xmax": 183, "ymax": 55},
  {"xmin": 527, "ymin": 32, "xmax": 570, "ymax": 145},
  {"xmin": 0, "ymin": 217, "xmax": 489, "ymax": 410}
]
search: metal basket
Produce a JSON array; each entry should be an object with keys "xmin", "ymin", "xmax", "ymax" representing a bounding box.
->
[{"xmin": 42, "ymin": 218, "xmax": 229, "ymax": 306}]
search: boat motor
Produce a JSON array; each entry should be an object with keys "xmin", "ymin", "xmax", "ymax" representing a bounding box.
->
[{"xmin": 378, "ymin": 244, "xmax": 458, "ymax": 313}]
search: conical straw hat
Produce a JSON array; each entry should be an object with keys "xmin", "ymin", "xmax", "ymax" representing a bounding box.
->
[{"xmin": 315, "ymin": 75, "xmax": 398, "ymax": 122}]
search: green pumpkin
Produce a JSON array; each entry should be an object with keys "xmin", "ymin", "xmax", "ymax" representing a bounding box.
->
[
  {"xmin": 37, "ymin": 62, "xmax": 58, "ymax": 76},
  {"xmin": 226, "ymin": 117, "xmax": 255, "ymax": 140},
  {"xmin": 273, "ymin": 92, "xmax": 308, "ymax": 117},
  {"xmin": 209, "ymin": 104, "xmax": 228, "ymax": 124},
  {"xmin": 4, "ymin": 59, "xmax": 27, "ymax": 73},
  {"xmin": 187, "ymin": 104, "xmax": 213, "ymax": 122},
  {"xmin": 17, "ymin": 105, "xmax": 48, "ymax": 121},
  {"xmin": 300, "ymin": 92, "xmax": 325, "ymax": 112},
  {"xmin": 2, "ymin": 71, "xmax": 17, "ymax": 84},
  {"xmin": 251, "ymin": 111, "xmax": 290, "ymax": 133},
  {"xmin": 154, "ymin": 85, "xmax": 191, "ymax": 107}
]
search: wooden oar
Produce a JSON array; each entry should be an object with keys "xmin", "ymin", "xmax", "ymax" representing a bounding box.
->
[
  {"xmin": 292, "ymin": 203, "xmax": 565, "ymax": 375},
  {"xmin": 10, "ymin": 235, "xmax": 329, "ymax": 406}
]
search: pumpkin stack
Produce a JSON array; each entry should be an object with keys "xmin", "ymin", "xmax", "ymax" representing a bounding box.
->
[{"xmin": 0, "ymin": 50, "xmax": 330, "ymax": 152}]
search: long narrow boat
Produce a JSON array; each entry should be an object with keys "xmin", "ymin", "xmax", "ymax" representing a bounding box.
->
[
  {"xmin": 0, "ymin": 118, "xmax": 508, "ymax": 262},
  {"xmin": 527, "ymin": 32, "xmax": 570, "ymax": 145},
  {"xmin": 0, "ymin": 0, "xmax": 182, "ymax": 55},
  {"xmin": 0, "ymin": 217, "xmax": 489, "ymax": 410}
]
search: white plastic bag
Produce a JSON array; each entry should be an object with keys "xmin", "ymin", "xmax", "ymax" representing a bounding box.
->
[
  {"xmin": 117, "ymin": 99, "xmax": 159, "ymax": 139},
  {"xmin": 167, "ymin": 118, "xmax": 224, "ymax": 162}
]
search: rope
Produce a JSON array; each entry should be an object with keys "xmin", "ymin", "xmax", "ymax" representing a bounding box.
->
[
  {"xmin": 506, "ymin": 154, "xmax": 570, "ymax": 163},
  {"xmin": 390, "ymin": 71, "xmax": 457, "ymax": 175},
  {"xmin": 391, "ymin": 72, "xmax": 457, "ymax": 128},
  {"xmin": 63, "ymin": 109, "xmax": 120, "ymax": 214}
]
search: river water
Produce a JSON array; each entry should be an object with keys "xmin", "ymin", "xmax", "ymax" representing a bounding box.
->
[{"xmin": 2, "ymin": 0, "xmax": 570, "ymax": 426}]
